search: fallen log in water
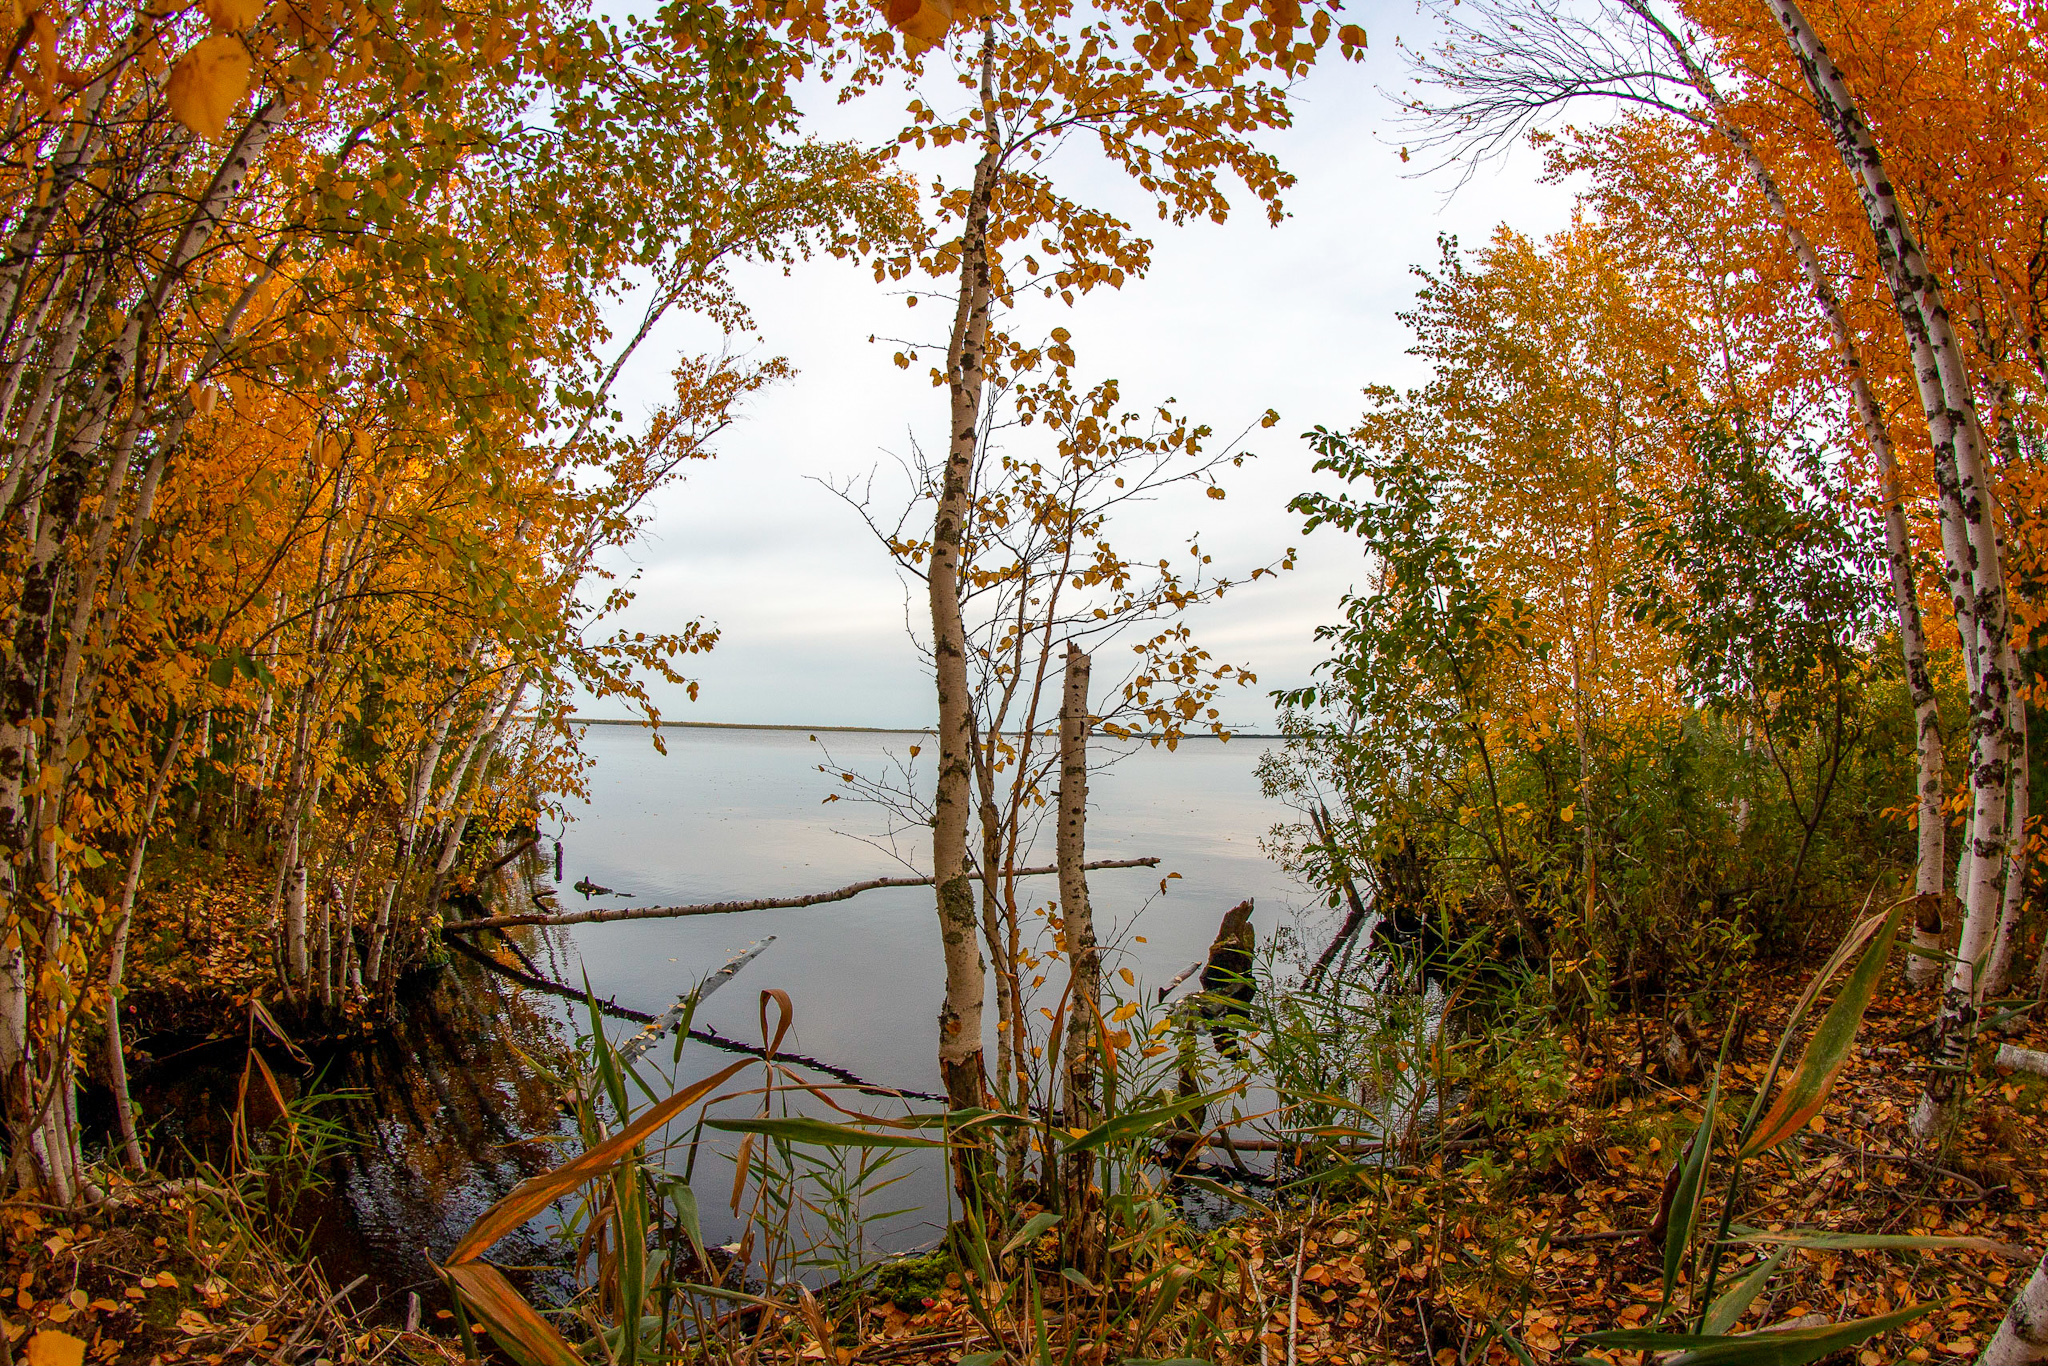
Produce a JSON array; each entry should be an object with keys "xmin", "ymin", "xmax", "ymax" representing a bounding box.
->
[
  {"xmin": 441, "ymin": 856, "xmax": 1162, "ymax": 933},
  {"xmin": 620, "ymin": 937, "xmax": 775, "ymax": 1063}
]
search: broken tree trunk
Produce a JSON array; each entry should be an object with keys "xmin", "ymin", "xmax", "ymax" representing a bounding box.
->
[
  {"xmin": 1979, "ymin": 1248, "xmax": 2048, "ymax": 1365},
  {"xmin": 1057, "ymin": 644, "xmax": 1102, "ymax": 1278}
]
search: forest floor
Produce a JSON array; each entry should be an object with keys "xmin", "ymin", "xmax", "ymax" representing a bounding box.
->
[{"xmin": 862, "ymin": 967, "xmax": 2048, "ymax": 1366}]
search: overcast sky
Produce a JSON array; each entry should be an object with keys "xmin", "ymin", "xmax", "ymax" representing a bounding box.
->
[{"xmin": 582, "ymin": 0, "xmax": 1581, "ymax": 730}]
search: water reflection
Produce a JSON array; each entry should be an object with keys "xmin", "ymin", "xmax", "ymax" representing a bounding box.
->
[
  {"xmin": 137, "ymin": 725, "xmax": 1320, "ymax": 1315},
  {"xmin": 135, "ymin": 951, "xmax": 586, "ymax": 1314}
]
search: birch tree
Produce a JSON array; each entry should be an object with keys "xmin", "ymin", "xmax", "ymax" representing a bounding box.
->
[{"xmin": 840, "ymin": 0, "xmax": 1358, "ymax": 1120}]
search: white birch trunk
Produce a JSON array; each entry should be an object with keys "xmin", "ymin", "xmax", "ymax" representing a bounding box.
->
[
  {"xmin": 1759, "ymin": 0, "xmax": 2015, "ymax": 1141},
  {"xmin": 1994, "ymin": 1044, "xmax": 2048, "ymax": 1078},
  {"xmin": 1058, "ymin": 644, "xmax": 1099, "ymax": 1126},
  {"xmin": 319, "ymin": 880, "xmax": 334, "ymax": 1010},
  {"xmin": 106, "ymin": 722, "xmax": 191, "ymax": 1169},
  {"xmin": 1056, "ymin": 643, "xmax": 1101, "ymax": 1273},
  {"xmin": 285, "ymin": 863, "xmax": 309, "ymax": 985},
  {"xmin": 929, "ymin": 28, "xmax": 1001, "ymax": 1120},
  {"xmin": 364, "ymin": 878, "xmax": 396, "ymax": 992},
  {"xmin": 1978, "ymin": 1249, "xmax": 2048, "ymax": 1365},
  {"xmin": 1985, "ymin": 639, "xmax": 2028, "ymax": 1001}
]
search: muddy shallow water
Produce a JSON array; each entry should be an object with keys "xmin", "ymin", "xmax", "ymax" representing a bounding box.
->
[{"xmin": 136, "ymin": 724, "xmax": 1328, "ymax": 1316}]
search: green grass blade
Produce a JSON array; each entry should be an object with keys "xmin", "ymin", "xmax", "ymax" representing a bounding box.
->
[
  {"xmin": 1662, "ymin": 1066, "xmax": 1722, "ymax": 1315},
  {"xmin": 1587, "ymin": 1301, "xmax": 1935, "ymax": 1365},
  {"xmin": 1740, "ymin": 903, "xmax": 1904, "ymax": 1158},
  {"xmin": 1701, "ymin": 1246, "xmax": 1785, "ymax": 1336},
  {"xmin": 704, "ymin": 1115, "xmax": 949, "ymax": 1148}
]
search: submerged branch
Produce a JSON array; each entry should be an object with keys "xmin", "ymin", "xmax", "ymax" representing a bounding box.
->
[
  {"xmin": 440, "ymin": 857, "xmax": 1163, "ymax": 932},
  {"xmin": 444, "ymin": 932, "xmax": 943, "ymax": 1100}
]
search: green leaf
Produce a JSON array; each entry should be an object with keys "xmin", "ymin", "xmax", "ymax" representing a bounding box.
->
[
  {"xmin": 703, "ymin": 1116, "xmax": 947, "ymax": 1148},
  {"xmin": 1586, "ymin": 1301, "xmax": 1935, "ymax": 1366},
  {"xmin": 1663, "ymin": 1066, "xmax": 1722, "ymax": 1313},
  {"xmin": 1484, "ymin": 1315, "xmax": 1540, "ymax": 1366},
  {"xmin": 999, "ymin": 1211, "xmax": 1060, "ymax": 1259},
  {"xmin": 1702, "ymin": 1246, "xmax": 1786, "ymax": 1336},
  {"xmin": 1061, "ymin": 1090, "xmax": 1235, "ymax": 1152},
  {"xmin": 1732, "ymin": 1229, "xmax": 2034, "ymax": 1260},
  {"xmin": 1740, "ymin": 902, "xmax": 1904, "ymax": 1158},
  {"xmin": 959, "ymin": 1353, "xmax": 1005, "ymax": 1366},
  {"xmin": 659, "ymin": 1177, "xmax": 707, "ymax": 1274}
]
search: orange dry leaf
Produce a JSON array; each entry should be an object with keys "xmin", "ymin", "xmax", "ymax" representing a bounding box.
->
[
  {"xmin": 164, "ymin": 35, "xmax": 251, "ymax": 139},
  {"xmin": 23, "ymin": 1331, "xmax": 85, "ymax": 1366}
]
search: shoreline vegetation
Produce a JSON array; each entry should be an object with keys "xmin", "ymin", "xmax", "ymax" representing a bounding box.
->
[{"xmin": 4, "ymin": 0, "xmax": 2048, "ymax": 1360}]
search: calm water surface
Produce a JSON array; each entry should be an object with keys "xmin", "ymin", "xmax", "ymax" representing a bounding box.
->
[{"xmin": 169, "ymin": 725, "xmax": 1324, "ymax": 1311}]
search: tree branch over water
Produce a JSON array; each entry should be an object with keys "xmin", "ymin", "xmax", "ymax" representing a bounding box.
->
[{"xmin": 441, "ymin": 857, "xmax": 1163, "ymax": 932}]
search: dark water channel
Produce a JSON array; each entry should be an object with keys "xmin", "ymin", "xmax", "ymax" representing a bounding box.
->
[{"xmin": 133, "ymin": 725, "xmax": 1318, "ymax": 1318}]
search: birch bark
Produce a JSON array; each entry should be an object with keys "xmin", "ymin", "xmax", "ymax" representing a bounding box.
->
[
  {"xmin": 1978, "ymin": 1248, "xmax": 2048, "ymax": 1365},
  {"xmin": 929, "ymin": 26, "xmax": 1001, "ymax": 1122},
  {"xmin": 1759, "ymin": 0, "xmax": 2014, "ymax": 1139},
  {"xmin": 1056, "ymin": 643, "xmax": 1103, "ymax": 1274},
  {"xmin": 1983, "ymin": 634, "xmax": 2026, "ymax": 1000}
]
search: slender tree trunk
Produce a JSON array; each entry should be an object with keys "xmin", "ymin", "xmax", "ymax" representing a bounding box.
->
[
  {"xmin": 1760, "ymin": 0, "xmax": 2015, "ymax": 1141},
  {"xmin": 319, "ymin": 880, "xmax": 334, "ymax": 1010},
  {"xmin": 1986, "ymin": 633, "xmax": 2028, "ymax": 1001},
  {"xmin": 431, "ymin": 677, "xmax": 526, "ymax": 893},
  {"xmin": 1056, "ymin": 643, "xmax": 1101, "ymax": 1277},
  {"xmin": 285, "ymin": 863, "xmax": 309, "ymax": 985},
  {"xmin": 930, "ymin": 26, "xmax": 1001, "ymax": 1128},
  {"xmin": 364, "ymin": 879, "xmax": 397, "ymax": 992},
  {"xmin": 106, "ymin": 721, "xmax": 192, "ymax": 1170}
]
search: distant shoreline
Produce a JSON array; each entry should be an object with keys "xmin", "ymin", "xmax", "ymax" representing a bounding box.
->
[{"xmin": 568, "ymin": 718, "xmax": 1282, "ymax": 740}]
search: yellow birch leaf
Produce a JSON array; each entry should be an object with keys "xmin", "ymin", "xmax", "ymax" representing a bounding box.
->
[
  {"xmin": 25, "ymin": 1331, "xmax": 85, "ymax": 1366},
  {"xmin": 165, "ymin": 35, "xmax": 250, "ymax": 140},
  {"xmin": 201, "ymin": 0, "xmax": 265, "ymax": 31}
]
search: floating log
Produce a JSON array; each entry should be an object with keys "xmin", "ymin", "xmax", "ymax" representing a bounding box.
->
[
  {"xmin": 1155, "ymin": 960, "xmax": 1204, "ymax": 1004},
  {"xmin": 442, "ymin": 856, "xmax": 1162, "ymax": 933}
]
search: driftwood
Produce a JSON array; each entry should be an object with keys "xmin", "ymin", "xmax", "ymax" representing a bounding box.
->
[
  {"xmin": 442, "ymin": 856, "xmax": 1162, "ymax": 933},
  {"xmin": 1155, "ymin": 960, "xmax": 1204, "ymax": 1004}
]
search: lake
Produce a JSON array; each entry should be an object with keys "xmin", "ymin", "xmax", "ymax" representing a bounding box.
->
[{"xmin": 149, "ymin": 723, "xmax": 1332, "ymax": 1313}]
